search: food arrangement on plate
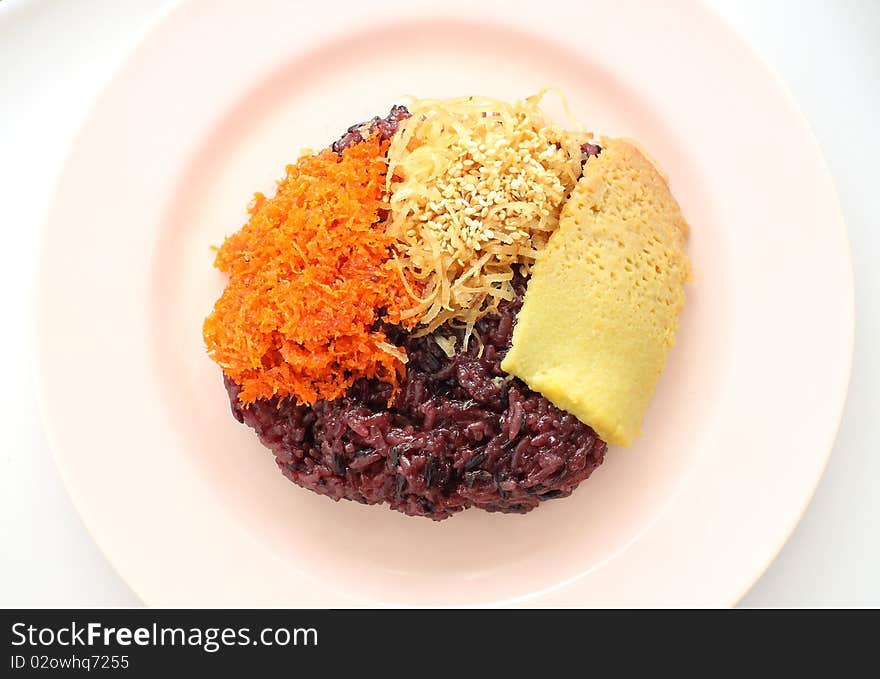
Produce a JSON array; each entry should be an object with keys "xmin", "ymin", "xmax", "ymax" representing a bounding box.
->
[{"xmin": 203, "ymin": 92, "xmax": 691, "ymax": 520}]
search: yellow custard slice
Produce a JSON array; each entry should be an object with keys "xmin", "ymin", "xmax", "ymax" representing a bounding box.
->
[{"xmin": 501, "ymin": 138, "xmax": 691, "ymax": 447}]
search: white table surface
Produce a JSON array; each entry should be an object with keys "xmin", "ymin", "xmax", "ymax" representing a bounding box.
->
[{"xmin": 1, "ymin": 0, "xmax": 877, "ymax": 607}]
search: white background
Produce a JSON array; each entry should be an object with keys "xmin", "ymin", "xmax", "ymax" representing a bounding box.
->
[{"xmin": 1, "ymin": 0, "xmax": 877, "ymax": 606}]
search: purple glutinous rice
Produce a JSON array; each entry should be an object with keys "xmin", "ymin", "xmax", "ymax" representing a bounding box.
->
[
  {"xmin": 225, "ymin": 273, "xmax": 607, "ymax": 521},
  {"xmin": 222, "ymin": 107, "xmax": 607, "ymax": 520}
]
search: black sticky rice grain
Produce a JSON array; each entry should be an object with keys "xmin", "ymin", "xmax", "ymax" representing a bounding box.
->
[
  {"xmin": 222, "ymin": 111, "xmax": 607, "ymax": 521},
  {"xmin": 331, "ymin": 104, "xmax": 412, "ymax": 153}
]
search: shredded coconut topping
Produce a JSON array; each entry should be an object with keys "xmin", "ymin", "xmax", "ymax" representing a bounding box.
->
[{"xmin": 386, "ymin": 93, "xmax": 588, "ymax": 338}]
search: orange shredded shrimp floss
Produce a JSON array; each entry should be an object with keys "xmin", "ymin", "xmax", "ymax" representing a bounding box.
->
[{"xmin": 203, "ymin": 136, "xmax": 420, "ymax": 405}]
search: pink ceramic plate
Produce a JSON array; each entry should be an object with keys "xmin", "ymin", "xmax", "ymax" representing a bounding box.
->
[{"xmin": 36, "ymin": 0, "xmax": 853, "ymax": 606}]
